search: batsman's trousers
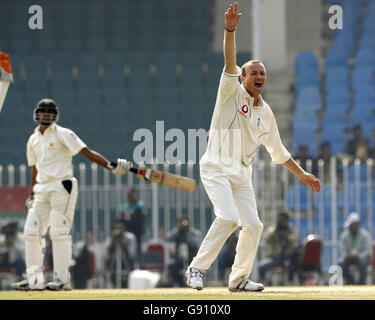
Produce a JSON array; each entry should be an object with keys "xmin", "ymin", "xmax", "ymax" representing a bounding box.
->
[
  {"xmin": 189, "ymin": 159, "xmax": 263, "ymax": 288},
  {"xmin": 24, "ymin": 177, "xmax": 78, "ymax": 283}
]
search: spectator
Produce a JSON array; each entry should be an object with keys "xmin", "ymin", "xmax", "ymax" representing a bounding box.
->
[
  {"xmin": 103, "ymin": 219, "xmax": 137, "ymax": 288},
  {"xmin": 339, "ymin": 212, "xmax": 371, "ymax": 285},
  {"xmin": 0, "ymin": 221, "xmax": 26, "ymax": 279},
  {"xmin": 118, "ymin": 188, "xmax": 146, "ymax": 266},
  {"xmin": 165, "ymin": 217, "xmax": 201, "ymax": 287},
  {"xmin": 345, "ymin": 125, "xmax": 371, "ymax": 161},
  {"xmin": 294, "ymin": 143, "xmax": 317, "ymax": 176},
  {"xmin": 258, "ymin": 212, "xmax": 300, "ymax": 283}
]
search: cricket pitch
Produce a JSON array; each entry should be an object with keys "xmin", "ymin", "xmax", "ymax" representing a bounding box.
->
[{"xmin": 0, "ymin": 286, "xmax": 375, "ymax": 300}]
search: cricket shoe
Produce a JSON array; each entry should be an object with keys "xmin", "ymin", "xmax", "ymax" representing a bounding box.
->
[
  {"xmin": 11, "ymin": 278, "xmax": 30, "ymax": 291},
  {"xmin": 228, "ymin": 279, "xmax": 264, "ymax": 292},
  {"xmin": 11, "ymin": 277, "xmax": 45, "ymax": 291},
  {"xmin": 46, "ymin": 279, "xmax": 72, "ymax": 291},
  {"xmin": 185, "ymin": 267, "xmax": 206, "ymax": 290}
]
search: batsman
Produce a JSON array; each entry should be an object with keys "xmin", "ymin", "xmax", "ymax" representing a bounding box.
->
[
  {"xmin": 12, "ymin": 98, "xmax": 132, "ymax": 290},
  {"xmin": 185, "ymin": 2, "xmax": 321, "ymax": 292}
]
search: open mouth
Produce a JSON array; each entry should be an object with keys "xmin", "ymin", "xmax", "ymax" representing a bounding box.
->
[{"xmin": 254, "ymin": 82, "xmax": 263, "ymax": 89}]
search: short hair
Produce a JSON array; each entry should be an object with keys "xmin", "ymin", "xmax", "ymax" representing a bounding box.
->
[{"xmin": 241, "ymin": 60, "xmax": 265, "ymax": 76}]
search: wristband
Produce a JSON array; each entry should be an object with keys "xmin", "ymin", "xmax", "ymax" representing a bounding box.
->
[
  {"xmin": 107, "ymin": 162, "xmax": 117, "ymax": 171},
  {"xmin": 225, "ymin": 27, "xmax": 236, "ymax": 32}
]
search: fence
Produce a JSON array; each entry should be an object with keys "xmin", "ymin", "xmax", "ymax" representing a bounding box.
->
[{"xmin": 0, "ymin": 157, "xmax": 374, "ymax": 281}]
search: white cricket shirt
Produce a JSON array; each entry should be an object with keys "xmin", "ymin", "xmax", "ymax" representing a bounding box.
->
[
  {"xmin": 27, "ymin": 122, "xmax": 87, "ymax": 183},
  {"xmin": 201, "ymin": 66, "xmax": 291, "ymax": 169}
]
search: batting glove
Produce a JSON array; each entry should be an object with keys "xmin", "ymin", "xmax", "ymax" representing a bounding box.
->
[
  {"xmin": 110, "ymin": 158, "xmax": 132, "ymax": 177},
  {"xmin": 25, "ymin": 192, "xmax": 34, "ymax": 210}
]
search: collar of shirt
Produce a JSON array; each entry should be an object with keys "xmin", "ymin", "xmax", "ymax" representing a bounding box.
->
[
  {"xmin": 34, "ymin": 122, "xmax": 57, "ymax": 136},
  {"xmin": 240, "ymin": 84, "xmax": 264, "ymax": 107}
]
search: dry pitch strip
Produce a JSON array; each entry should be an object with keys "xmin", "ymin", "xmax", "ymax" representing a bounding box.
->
[{"xmin": 1, "ymin": 286, "xmax": 375, "ymax": 300}]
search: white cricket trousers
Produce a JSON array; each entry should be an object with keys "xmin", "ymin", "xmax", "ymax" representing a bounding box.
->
[
  {"xmin": 189, "ymin": 161, "xmax": 263, "ymax": 288},
  {"xmin": 24, "ymin": 177, "xmax": 78, "ymax": 283}
]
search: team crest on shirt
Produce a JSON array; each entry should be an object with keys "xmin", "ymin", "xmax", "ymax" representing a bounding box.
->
[
  {"xmin": 237, "ymin": 105, "xmax": 249, "ymax": 118},
  {"xmin": 49, "ymin": 142, "xmax": 54, "ymax": 147}
]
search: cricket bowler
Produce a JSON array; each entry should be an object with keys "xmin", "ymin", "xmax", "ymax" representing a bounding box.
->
[
  {"xmin": 12, "ymin": 98, "xmax": 132, "ymax": 290},
  {"xmin": 185, "ymin": 2, "xmax": 321, "ymax": 292}
]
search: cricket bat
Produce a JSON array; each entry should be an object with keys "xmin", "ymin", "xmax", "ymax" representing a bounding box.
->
[
  {"xmin": 0, "ymin": 52, "xmax": 14, "ymax": 113},
  {"xmin": 129, "ymin": 166, "xmax": 196, "ymax": 192}
]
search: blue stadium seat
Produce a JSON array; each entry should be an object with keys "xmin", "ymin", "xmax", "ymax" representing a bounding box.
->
[
  {"xmin": 320, "ymin": 124, "xmax": 347, "ymax": 155},
  {"xmin": 324, "ymin": 66, "xmax": 350, "ymax": 91},
  {"xmin": 352, "ymin": 68, "xmax": 374, "ymax": 91},
  {"xmin": 322, "ymin": 108, "xmax": 348, "ymax": 126},
  {"xmin": 363, "ymin": 15, "xmax": 375, "ymax": 32},
  {"xmin": 349, "ymin": 108, "xmax": 374, "ymax": 128},
  {"xmin": 291, "ymin": 128, "xmax": 318, "ymax": 157},
  {"xmin": 358, "ymin": 33, "xmax": 375, "ymax": 51},
  {"xmin": 296, "ymin": 86, "xmax": 321, "ymax": 104},
  {"xmin": 295, "ymin": 51, "xmax": 319, "ymax": 75},
  {"xmin": 286, "ymin": 185, "xmax": 309, "ymax": 211},
  {"xmin": 325, "ymin": 86, "xmax": 351, "ymax": 106},
  {"xmin": 355, "ymin": 49, "xmax": 375, "ymax": 67},
  {"xmin": 325, "ymin": 48, "xmax": 349, "ymax": 69},
  {"xmin": 294, "ymin": 73, "xmax": 320, "ymax": 92},
  {"xmin": 330, "ymin": 32, "xmax": 356, "ymax": 57},
  {"xmin": 346, "ymin": 164, "xmax": 369, "ymax": 183},
  {"xmin": 313, "ymin": 185, "xmax": 341, "ymax": 208},
  {"xmin": 293, "ymin": 111, "xmax": 319, "ymax": 129},
  {"xmin": 353, "ymin": 87, "xmax": 375, "ymax": 103}
]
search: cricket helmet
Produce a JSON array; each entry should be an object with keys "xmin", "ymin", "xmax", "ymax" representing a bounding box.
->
[{"xmin": 33, "ymin": 98, "xmax": 59, "ymax": 124}]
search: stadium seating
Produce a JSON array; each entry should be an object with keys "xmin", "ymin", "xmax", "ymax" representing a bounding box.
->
[
  {"xmin": 292, "ymin": 0, "xmax": 375, "ymax": 158},
  {"xmin": 0, "ymin": 0, "xmax": 228, "ymax": 165}
]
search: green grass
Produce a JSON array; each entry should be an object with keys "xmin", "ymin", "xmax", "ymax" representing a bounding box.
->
[{"xmin": 1, "ymin": 286, "xmax": 375, "ymax": 300}]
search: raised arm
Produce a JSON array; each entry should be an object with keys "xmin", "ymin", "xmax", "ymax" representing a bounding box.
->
[{"xmin": 224, "ymin": 2, "xmax": 242, "ymax": 75}]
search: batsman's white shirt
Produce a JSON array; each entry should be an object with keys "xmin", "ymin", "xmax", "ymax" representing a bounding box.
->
[
  {"xmin": 202, "ymin": 66, "xmax": 290, "ymax": 170},
  {"xmin": 27, "ymin": 122, "xmax": 87, "ymax": 184}
]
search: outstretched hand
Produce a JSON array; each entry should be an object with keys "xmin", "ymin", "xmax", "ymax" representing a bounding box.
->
[
  {"xmin": 299, "ymin": 172, "xmax": 321, "ymax": 192},
  {"xmin": 225, "ymin": 2, "xmax": 242, "ymax": 31}
]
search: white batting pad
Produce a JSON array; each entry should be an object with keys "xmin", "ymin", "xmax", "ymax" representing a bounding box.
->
[
  {"xmin": 24, "ymin": 208, "xmax": 46, "ymax": 268},
  {"xmin": 50, "ymin": 211, "xmax": 73, "ymax": 284},
  {"xmin": 51, "ymin": 234, "xmax": 72, "ymax": 284}
]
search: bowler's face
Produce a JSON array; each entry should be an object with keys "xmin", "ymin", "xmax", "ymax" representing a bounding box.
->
[{"xmin": 241, "ymin": 63, "xmax": 267, "ymax": 97}]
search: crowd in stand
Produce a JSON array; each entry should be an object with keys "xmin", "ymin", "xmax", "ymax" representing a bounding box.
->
[{"xmin": 294, "ymin": 124, "xmax": 375, "ymax": 183}]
